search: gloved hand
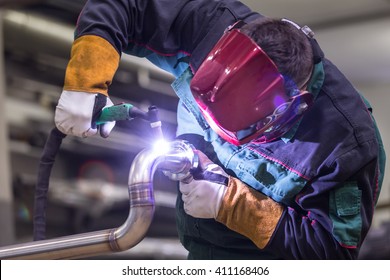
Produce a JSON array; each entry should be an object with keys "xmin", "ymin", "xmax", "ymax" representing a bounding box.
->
[
  {"xmin": 55, "ymin": 90, "xmax": 115, "ymax": 138},
  {"xmin": 179, "ymin": 151, "xmax": 229, "ymax": 219}
]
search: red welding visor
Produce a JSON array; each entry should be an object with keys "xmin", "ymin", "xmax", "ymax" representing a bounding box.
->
[{"xmin": 190, "ymin": 28, "xmax": 313, "ymax": 145}]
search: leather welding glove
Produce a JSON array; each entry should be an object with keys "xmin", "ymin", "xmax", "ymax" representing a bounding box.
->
[
  {"xmin": 55, "ymin": 35, "xmax": 120, "ymax": 138},
  {"xmin": 180, "ymin": 150, "xmax": 285, "ymax": 249},
  {"xmin": 179, "ymin": 151, "xmax": 229, "ymax": 219},
  {"xmin": 55, "ymin": 90, "xmax": 115, "ymax": 138}
]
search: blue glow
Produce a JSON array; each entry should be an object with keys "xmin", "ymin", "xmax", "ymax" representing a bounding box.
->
[
  {"xmin": 274, "ymin": 95, "xmax": 285, "ymax": 108},
  {"xmin": 17, "ymin": 203, "xmax": 31, "ymax": 222}
]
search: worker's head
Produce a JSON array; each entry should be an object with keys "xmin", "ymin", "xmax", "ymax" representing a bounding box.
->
[
  {"xmin": 241, "ymin": 17, "xmax": 314, "ymax": 92},
  {"xmin": 190, "ymin": 17, "xmax": 315, "ymax": 145}
]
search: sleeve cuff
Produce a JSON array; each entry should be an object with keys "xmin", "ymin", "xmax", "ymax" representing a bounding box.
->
[
  {"xmin": 216, "ymin": 176, "xmax": 284, "ymax": 249},
  {"xmin": 64, "ymin": 35, "xmax": 120, "ymax": 96}
]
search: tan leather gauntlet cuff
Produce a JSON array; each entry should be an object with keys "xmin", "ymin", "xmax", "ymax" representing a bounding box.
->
[
  {"xmin": 216, "ymin": 176, "xmax": 284, "ymax": 249},
  {"xmin": 64, "ymin": 35, "xmax": 120, "ymax": 96}
]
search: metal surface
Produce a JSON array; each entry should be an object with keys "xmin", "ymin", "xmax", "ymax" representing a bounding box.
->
[{"xmin": 0, "ymin": 140, "xmax": 197, "ymax": 259}]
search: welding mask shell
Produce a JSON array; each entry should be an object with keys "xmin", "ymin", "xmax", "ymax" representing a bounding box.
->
[{"xmin": 190, "ymin": 28, "xmax": 313, "ymax": 145}]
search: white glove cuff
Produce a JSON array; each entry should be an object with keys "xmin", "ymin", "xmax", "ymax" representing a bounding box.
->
[{"xmin": 55, "ymin": 90, "xmax": 98, "ymax": 137}]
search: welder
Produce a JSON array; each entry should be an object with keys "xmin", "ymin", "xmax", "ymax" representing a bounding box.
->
[{"xmin": 54, "ymin": 0, "xmax": 385, "ymax": 259}]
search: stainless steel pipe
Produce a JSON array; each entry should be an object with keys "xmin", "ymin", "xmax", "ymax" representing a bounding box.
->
[{"xmin": 0, "ymin": 140, "xmax": 197, "ymax": 259}]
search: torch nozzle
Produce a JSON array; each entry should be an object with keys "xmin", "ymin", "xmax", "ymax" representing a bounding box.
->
[{"xmin": 147, "ymin": 106, "xmax": 164, "ymax": 140}]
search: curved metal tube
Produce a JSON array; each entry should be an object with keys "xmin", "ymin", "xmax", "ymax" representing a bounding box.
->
[{"xmin": 0, "ymin": 140, "xmax": 197, "ymax": 259}]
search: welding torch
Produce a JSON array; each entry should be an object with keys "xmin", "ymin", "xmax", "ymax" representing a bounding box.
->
[{"xmin": 96, "ymin": 103, "xmax": 164, "ymax": 140}]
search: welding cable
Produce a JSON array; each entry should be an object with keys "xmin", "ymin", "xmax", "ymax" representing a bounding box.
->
[
  {"xmin": 33, "ymin": 127, "xmax": 66, "ymax": 241},
  {"xmin": 33, "ymin": 94, "xmax": 108, "ymax": 240}
]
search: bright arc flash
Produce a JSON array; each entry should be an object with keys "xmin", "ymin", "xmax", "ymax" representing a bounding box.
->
[{"xmin": 152, "ymin": 139, "xmax": 171, "ymax": 156}]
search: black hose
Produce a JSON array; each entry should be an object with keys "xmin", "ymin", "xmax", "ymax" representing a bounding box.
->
[{"xmin": 33, "ymin": 127, "xmax": 66, "ymax": 241}]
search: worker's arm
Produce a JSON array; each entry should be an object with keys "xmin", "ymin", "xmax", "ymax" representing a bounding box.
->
[
  {"xmin": 75, "ymin": 0, "xmax": 259, "ymax": 58},
  {"xmin": 56, "ymin": 0, "xmax": 258, "ymax": 137},
  {"xmin": 182, "ymin": 147, "xmax": 378, "ymax": 259}
]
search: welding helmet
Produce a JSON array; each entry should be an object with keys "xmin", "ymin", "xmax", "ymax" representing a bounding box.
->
[{"xmin": 190, "ymin": 26, "xmax": 313, "ymax": 145}]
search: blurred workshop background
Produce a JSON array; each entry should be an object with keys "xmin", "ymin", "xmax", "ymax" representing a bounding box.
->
[{"xmin": 0, "ymin": 0, "xmax": 389, "ymax": 259}]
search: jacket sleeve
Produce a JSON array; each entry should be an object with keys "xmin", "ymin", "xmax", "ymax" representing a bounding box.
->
[
  {"xmin": 217, "ymin": 139, "xmax": 382, "ymax": 259},
  {"xmin": 64, "ymin": 0, "xmax": 259, "ymax": 94}
]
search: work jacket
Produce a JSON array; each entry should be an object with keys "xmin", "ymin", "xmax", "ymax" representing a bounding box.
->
[{"xmin": 71, "ymin": 0, "xmax": 385, "ymax": 259}]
